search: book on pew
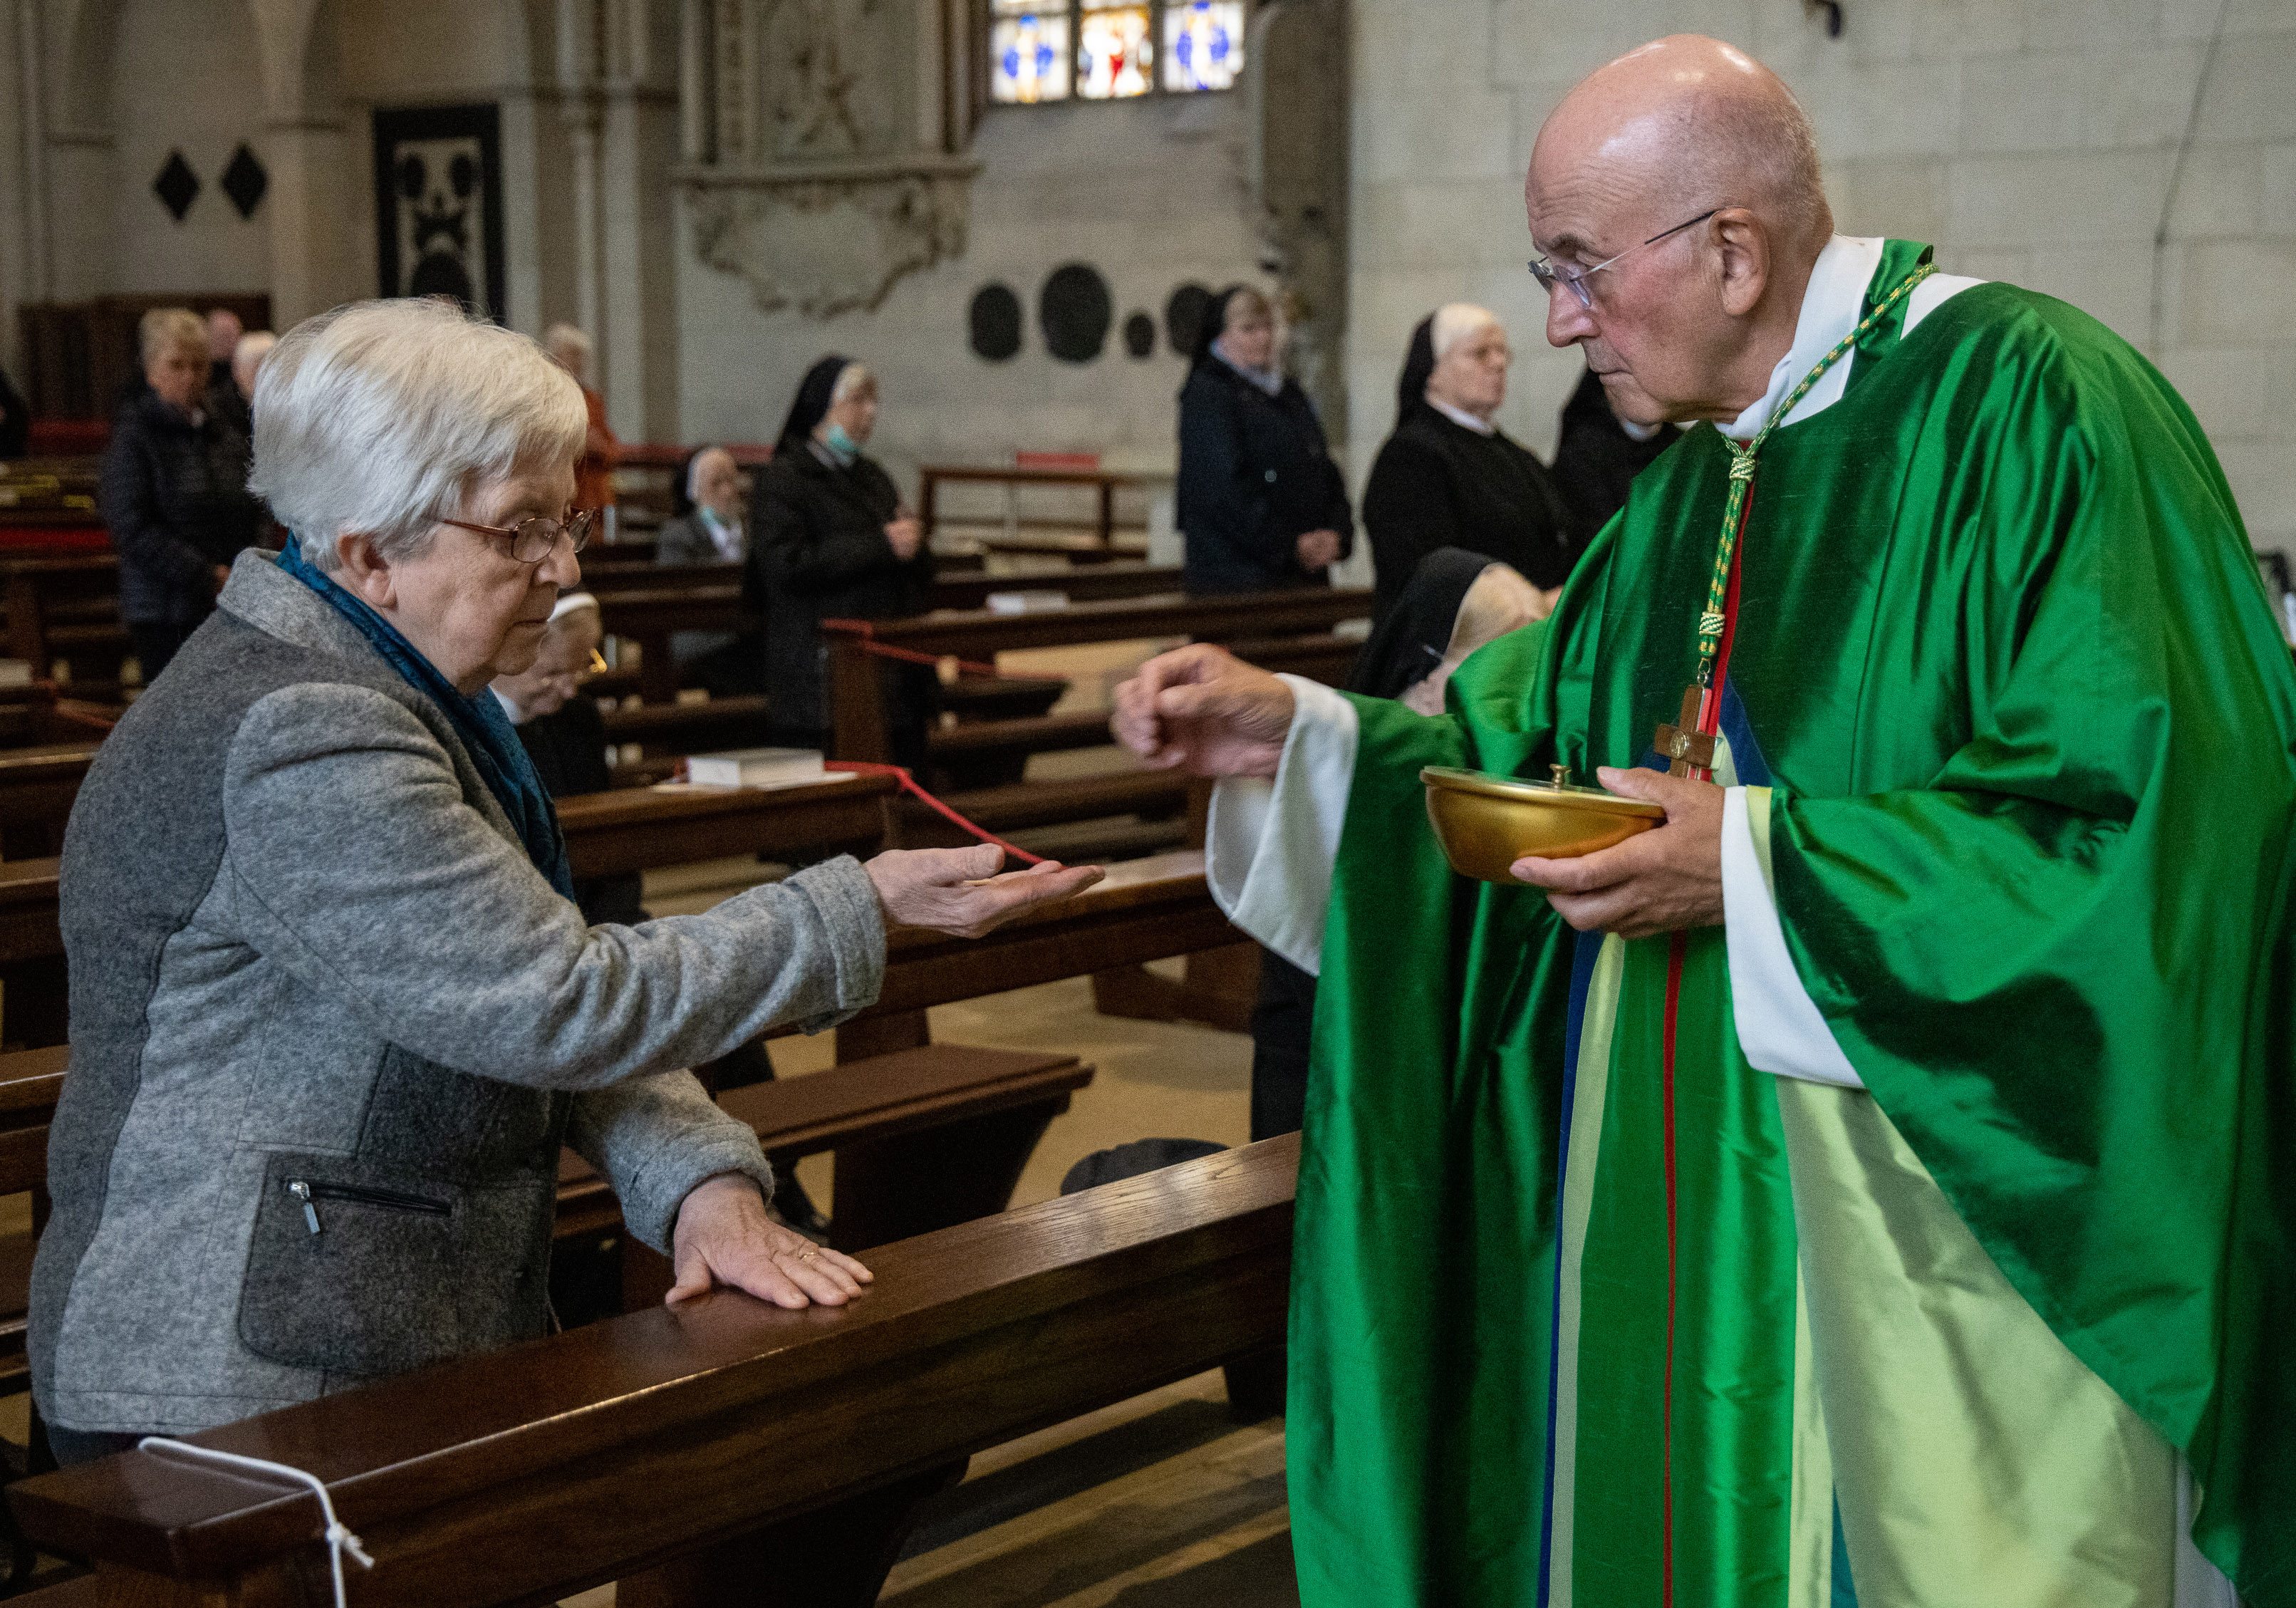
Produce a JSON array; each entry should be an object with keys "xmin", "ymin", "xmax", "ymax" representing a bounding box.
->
[
  {"xmin": 985, "ymin": 590, "xmax": 1071, "ymax": 614},
  {"xmin": 683, "ymin": 747, "xmax": 838, "ymax": 789}
]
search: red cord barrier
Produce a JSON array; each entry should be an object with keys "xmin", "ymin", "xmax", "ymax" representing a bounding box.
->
[
  {"xmin": 820, "ymin": 619, "xmax": 1004, "ymax": 679},
  {"xmin": 33, "ymin": 682, "xmax": 117, "ymax": 734},
  {"xmin": 825, "ymin": 760, "xmax": 1046, "ymax": 866}
]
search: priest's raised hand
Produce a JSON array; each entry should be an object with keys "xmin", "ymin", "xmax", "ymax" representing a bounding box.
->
[
  {"xmin": 1507, "ymin": 763, "xmax": 1723, "ymax": 939},
  {"xmin": 1111, "ymin": 643, "xmax": 1297, "ymax": 778}
]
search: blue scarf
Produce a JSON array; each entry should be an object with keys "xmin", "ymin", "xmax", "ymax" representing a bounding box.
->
[{"xmin": 274, "ymin": 542, "xmax": 576, "ymax": 898}]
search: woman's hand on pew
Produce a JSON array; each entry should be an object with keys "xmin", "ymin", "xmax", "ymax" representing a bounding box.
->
[
  {"xmin": 667, "ymin": 1173, "xmax": 873, "ymax": 1309},
  {"xmin": 866, "ymin": 843, "xmax": 1106, "ymax": 938},
  {"xmin": 1111, "ymin": 644, "xmax": 1294, "ymax": 778}
]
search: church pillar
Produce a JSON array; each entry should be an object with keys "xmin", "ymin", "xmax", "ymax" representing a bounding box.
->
[
  {"xmin": 595, "ymin": 0, "xmax": 680, "ymax": 441},
  {"xmin": 261, "ymin": 119, "xmax": 354, "ymax": 328},
  {"xmin": 2, "ymin": 0, "xmax": 56, "ymax": 363},
  {"xmin": 558, "ymin": 0, "xmax": 608, "ymax": 370}
]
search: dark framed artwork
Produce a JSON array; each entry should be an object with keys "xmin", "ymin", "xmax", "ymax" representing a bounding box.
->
[{"xmin": 372, "ymin": 104, "xmax": 507, "ymax": 321}]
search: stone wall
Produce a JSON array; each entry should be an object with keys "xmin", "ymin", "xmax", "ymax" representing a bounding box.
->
[
  {"xmin": 676, "ymin": 85, "xmax": 1268, "ymax": 493},
  {"xmin": 1344, "ymin": 0, "xmax": 2296, "ymax": 568}
]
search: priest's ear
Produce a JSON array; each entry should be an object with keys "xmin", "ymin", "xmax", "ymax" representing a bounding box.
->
[{"xmin": 1710, "ymin": 208, "xmax": 1772, "ymax": 320}]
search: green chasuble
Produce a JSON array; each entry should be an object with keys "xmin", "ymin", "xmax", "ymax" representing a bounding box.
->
[{"xmin": 1292, "ymin": 239, "xmax": 2296, "ymax": 1607}]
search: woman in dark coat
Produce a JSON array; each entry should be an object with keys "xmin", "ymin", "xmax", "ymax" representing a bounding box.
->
[
  {"xmin": 1176, "ymin": 286, "xmax": 1352, "ymax": 595},
  {"xmin": 1361, "ymin": 304, "xmax": 1576, "ymax": 626},
  {"xmin": 101, "ymin": 308, "xmax": 267, "ymax": 680},
  {"xmin": 747, "ymin": 356, "xmax": 935, "ymax": 764}
]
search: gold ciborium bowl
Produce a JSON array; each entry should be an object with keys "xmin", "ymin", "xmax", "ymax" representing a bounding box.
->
[{"xmin": 1421, "ymin": 766, "xmax": 1666, "ymax": 883}]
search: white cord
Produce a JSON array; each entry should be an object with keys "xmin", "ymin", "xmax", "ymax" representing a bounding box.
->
[{"xmin": 135, "ymin": 1437, "xmax": 375, "ymax": 1608}]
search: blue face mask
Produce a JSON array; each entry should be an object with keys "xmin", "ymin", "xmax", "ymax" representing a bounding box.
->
[{"xmin": 821, "ymin": 422, "xmax": 861, "ymax": 463}]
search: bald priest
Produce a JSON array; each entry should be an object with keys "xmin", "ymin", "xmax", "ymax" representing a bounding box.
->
[{"xmin": 1116, "ymin": 34, "xmax": 2292, "ymax": 1608}]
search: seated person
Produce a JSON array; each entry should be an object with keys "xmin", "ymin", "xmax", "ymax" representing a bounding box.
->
[
  {"xmin": 33, "ymin": 296, "xmax": 1101, "ymax": 1463},
  {"xmin": 1361, "ymin": 305, "xmax": 1576, "ymax": 626},
  {"xmin": 489, "ymin": 591, "xmax": 644, "ymax": 926},
  {"xmin": 656, "ymin": 445, "xmax": 764, "ymax": 698}
]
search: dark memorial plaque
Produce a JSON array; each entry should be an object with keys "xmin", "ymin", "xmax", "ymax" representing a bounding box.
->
[
  {"xmin": 1122, "ymin": 310, "xmax": 1156, "ymax": 358},
  {"xmin": 1039, "ymin": 264, "xmax": 1112, "ymax": 364},
  {"xmin": 373, "ymin": 104, "xmax": 507, "ymax": 321},
  {"xmin": 969, "ymin": 283, "xmax": 1023, "ymax": 361},
  {"xmin": 1165, "ymin": 281, "xmax": 1215, "ymax": 357}
]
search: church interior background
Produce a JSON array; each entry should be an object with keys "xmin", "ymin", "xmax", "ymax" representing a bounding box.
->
[
  {"xmin": 0, "ymin": 1, "xmax": 2290, "ymax": 1602},
  {"xmin": 2, "ymin": 0, "xmax": 2286, "ymax": 571}
]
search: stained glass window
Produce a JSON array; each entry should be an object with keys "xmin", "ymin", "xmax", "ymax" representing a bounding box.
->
[
  {"xmin": 1078, "ymin": 2, "xmax": 1153, "ymax": 99},
  {"xmin": 991, "ymin": 1, "xmax": 1071, "ymax": 104},
  {"xmin": 1164, "ymin": 1, "xmax": 1242, "ymax": 93},
  {"xmin": 987, "ymin": 1, "xmax": 1241, "ymax": 104}
]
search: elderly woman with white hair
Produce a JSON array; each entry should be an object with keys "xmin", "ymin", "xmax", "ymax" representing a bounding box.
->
[
  {"xmin": 30, "ymin": 299, "xmax": 1098, "ymax": 1464},
  {"xmin": 1360, "ymin": 304, "xmax": 1578, "ymax": 626}
]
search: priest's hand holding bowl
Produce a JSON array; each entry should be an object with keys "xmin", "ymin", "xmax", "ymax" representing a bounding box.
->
[
  {"xmin": 1504, "ymin": 766, "xmax": 1723, "ymax": 940},
  {"xmin": 1113, "ymin": 643, "xmax": 1723, "ymax": 940}
]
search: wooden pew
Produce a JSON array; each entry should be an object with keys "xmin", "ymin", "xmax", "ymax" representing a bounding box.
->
[
  {"xmin": 928, "ymin": 561, "xmax": 1183, "ymax": 613},
  {"xmin": 6, "ymin": 1134, "xmax": 1297, "ymax": 1608},
  {"xmin": 823, "ymin": 589, "xmax": 1367, "ymax": 851},
  {"xmin": 0, "ymin": 559, "xmax": 128, "ymax": 688},
  {"xmin": 556, "ymin": 772, "xmax": 896, "ymax": 877},
  {"xmin": 0, "ymin": 850, "xmax": 1236, "ymax": 1068},
  {"xmin": 0, "ymin": 1037, "xmax": 1094, "ymax": 1399},
  {"xmin": 920, "ymin": 461, "xmax": 1153, "ymax": 562},
  {"xmin": 0, "ymin": 748, "xmax": 99, "ymax": 860},
  {"xmin": 598, "ymin": 695, "xmax": 776, "ymax": 784},
  {"xmin": 0, "ymin": 854, "xmax": 1240, "ymax": 1295}
]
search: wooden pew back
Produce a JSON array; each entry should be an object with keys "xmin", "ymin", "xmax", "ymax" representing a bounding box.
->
[{"xmin": 6, "ymin": 1134, "xmax": 1297, "ymax": 1608}]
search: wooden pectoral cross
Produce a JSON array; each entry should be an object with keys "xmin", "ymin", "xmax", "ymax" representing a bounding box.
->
[{"xmin": 1653, "ymin": 685, "xmax": 1715, "ymax": 779}]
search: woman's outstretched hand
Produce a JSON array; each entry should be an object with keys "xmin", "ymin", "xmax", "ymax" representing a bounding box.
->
[{"xmin": 865, "ymin": 843, "xmax": 1103, "ymax": 939}]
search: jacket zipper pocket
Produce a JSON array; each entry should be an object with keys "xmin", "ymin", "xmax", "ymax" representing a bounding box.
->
[{"xmin": 284, "ymin": 1178, "xmax": 451, "ymax": 1236}]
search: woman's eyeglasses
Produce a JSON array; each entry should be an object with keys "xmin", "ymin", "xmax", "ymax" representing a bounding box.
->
[
  {"xmin": 438, "ymin": 508, "xmax": 598, "ymax": 564},
  {"xmin": 1529, "ymin": 209, "xmax": 1720, "ymax": 311}
]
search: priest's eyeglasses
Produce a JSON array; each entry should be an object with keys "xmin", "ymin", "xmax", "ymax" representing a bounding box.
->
[
  {"xmin": 437, "ymin": 507, "xmax": 598, "ymax": 564},
  {"xmin": 1529, "ymin": 209, "xmax": 1720, "ymax": 310}
]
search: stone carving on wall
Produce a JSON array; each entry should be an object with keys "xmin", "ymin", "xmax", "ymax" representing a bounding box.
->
[{"xmin": 681, "ymin": 0, "xmax": 977, "ymax": 317}]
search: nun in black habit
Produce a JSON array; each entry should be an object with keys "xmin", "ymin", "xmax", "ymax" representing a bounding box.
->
[
  {"xmin": 747, "ymin": 354, "xmax": 936, "ymax": 764},
  {"xmin": 1360, "ymin": 304, "xmax": 1577, "ymax": 626},
  {"xmin": 1175, "ymin": 285, "xmax": 1354, "ymax": 596},
  {"xmin": 1549, "ymin": 364, "xmax": 1683, "ymax": 543}
]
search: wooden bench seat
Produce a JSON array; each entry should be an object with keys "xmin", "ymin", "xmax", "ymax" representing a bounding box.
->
[
  {"xmin": 924, "ymin": 710, "xmax": 1120, "ymax": 790},
  {"xmin": 6, "ymin": 1134, "xmax": 1298, "ymax": 1608},
  {"xmin": 928, "ymin": 562, "xmax": 1183, "ymax": 612},
  {"xmin": 556, "ymin": 772, "xmax": 897, "ymax": 878}
]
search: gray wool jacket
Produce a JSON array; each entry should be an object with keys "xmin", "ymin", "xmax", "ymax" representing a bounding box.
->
[{"xmin": 31, "ymin": 550, "xmax": 886, "ymax": 1436}]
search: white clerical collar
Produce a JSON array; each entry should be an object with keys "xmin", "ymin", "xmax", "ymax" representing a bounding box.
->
[
  {"xmin": 1720, "ymin": 235, "xmax": 1883, "ymax": 442},
  {"xmin": 1425, "ymin": 396, "xmax": 1497, "ymax": 435},
  {"xmin": 1212, "ymin": 341, "xmax": 1284, "ymax": 396}
]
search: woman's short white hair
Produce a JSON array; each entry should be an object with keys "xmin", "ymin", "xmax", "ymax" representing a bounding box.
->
[{"xmin": 249, "ymin": 299, "xmax": 588, "ymax": 570}]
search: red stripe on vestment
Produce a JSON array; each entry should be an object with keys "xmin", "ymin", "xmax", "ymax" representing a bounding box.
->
[{"xmin": 1661, "ymin": 524, "xmax": 1746, "ymax": 1606}]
